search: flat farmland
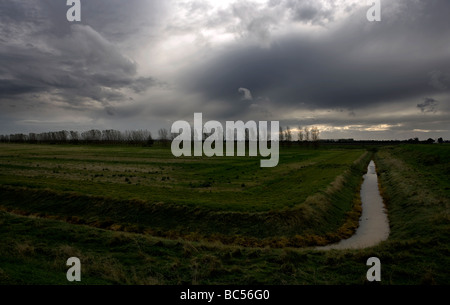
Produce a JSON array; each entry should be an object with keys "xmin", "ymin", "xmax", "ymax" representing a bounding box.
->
[
  {"xmin": 1, "ymin": 143, "xmax": 448, "ymax": 285},
  {"xmin": 0, "ymin": 144, "xmax": 365, "ymax": 211},
  {"xmin": 0, "ymin": 144, "xmax": 369, "ymax": 245}
]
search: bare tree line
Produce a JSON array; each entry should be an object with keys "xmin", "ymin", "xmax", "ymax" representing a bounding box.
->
[
  {"xmin": 0, "ymin": 129, "xmax": 160, "ymax": 145},
  {"xmin": 279, "ymin": 126, "xmax": 320, "ymax": 143},
  {"xmin": 0, "ymin": 126, "xmax": 321, "ymax": 145}
]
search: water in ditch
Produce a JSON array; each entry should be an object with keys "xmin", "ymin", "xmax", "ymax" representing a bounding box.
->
[{"xmin": 317, "ymin": 160, "xmax": 390, "ymax": 250}]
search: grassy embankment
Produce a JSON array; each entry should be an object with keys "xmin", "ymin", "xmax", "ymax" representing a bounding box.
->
[
  {"xmin": 0, "ymin": 144, "xmax": 370, "ymax": 246},
  {"xmin": 0, "ymin": 144, "xmax": 448, "ymax": 284}
]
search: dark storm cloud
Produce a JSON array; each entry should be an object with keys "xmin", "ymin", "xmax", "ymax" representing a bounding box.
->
[
  {"xmin": 0, "ymin": 1, "xmax": 159, "ymax": 113},
  {"xmin": 0, "ymin": 79, "xmax": 42, "ymax": 96},
  {"xmin": 417, "ymin": 98, "xmax": 439, "ymax": 113},
  {"xmin": 0, "ymin": 0, "xmax": 167, "ymax": 40},
  {"xmin": 0, "ymin": 25, "xmax": 154, "ymax": 105},
  {"xmin": 183, "ymin": 0, "xmax": 450, "ymax": 115},
  {"xmin": 1, "ymin": 0, "xmax": 449, "ymax": 139}
]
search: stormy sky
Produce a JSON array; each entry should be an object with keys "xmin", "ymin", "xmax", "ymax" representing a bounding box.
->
[{"xmin": 1, "ymin": 0, "xmax": 449, "ymax": 140}]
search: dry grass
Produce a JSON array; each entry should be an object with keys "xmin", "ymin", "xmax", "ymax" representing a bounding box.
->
[{"xmin": 15, "ymin": 241, "xmax": 35, "ymax": 257}]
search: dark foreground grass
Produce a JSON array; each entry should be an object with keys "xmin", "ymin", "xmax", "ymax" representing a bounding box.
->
[
  {"xmin": 372, "ymin": 145, "xmax": 449, "ymax": 284},
  {"xmin": 0, "ymin": 210, "xmax": 370, "ymax": 285},
  {"xmin": 0, "ymin": 144, "xmax": 448, "ymax": 284}
]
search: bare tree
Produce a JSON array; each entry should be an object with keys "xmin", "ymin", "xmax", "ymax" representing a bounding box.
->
[
  {"xmin": 279, "ymin": 126, "xmax": 285, "ymax": 142},
  {"xmin": 70, "ymin": 131, "xmax": 80, "ymax": 143},
  {"xmin": 146, "ymin": 133, "xmax": 154, "ymax": 147},
  {"xmin": 304, "ymin": 127, "xmax": 310, "ymax": 142},
  {"xmin": 297, "ymin": 126, "xmax": 304, "ymax": 142},
  {"xmin": 311, "ymin": 127, "xmax": 320, "ymax": 142},
  {"xmin": 102, "ymin": 130, "xmax": 122, "ymax": 143},
  {"xmin": 10, "ymin": 133, "xmax": 27, "ymax": 143},
  {"xmin": 285, "ymin": 126, "xmax": 292, "ymax": 142},
  {"xmin": 28, "ymin": 133, "xmax": 38, "ymax": 143},
  {"xmin": 0, "ymin": 135, "xmax": 9, "ymax": 143},
  {"xmin": 56, "ymin": 130, "xmax": 69, "ymax": 142},
  {"xmin": 158, "ymin": 128, "xmax": 169, "ymax": 141},
  {"xmin": 81, "ymin": 129, "xmax": 101, "ymax": 142}
]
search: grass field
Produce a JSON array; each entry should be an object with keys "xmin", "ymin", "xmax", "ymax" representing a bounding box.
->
[
  {"xmin": 0, "ymin": 143, "xmax": 365, "ymax": 211},
  {"xmin": 0, "ymin": 143, "xmax": 449, "ymax": 284},
  {"xmin": 0, "ymin": 143, "xmax": 369, "ymax": 245}
]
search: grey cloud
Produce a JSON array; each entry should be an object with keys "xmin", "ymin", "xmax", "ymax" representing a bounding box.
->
[
  {"xmin": 74, "ymin": 0, "xmax": 171, "ymax": 52},
  {"xmin": 130, "ymin": 77, "xmax": 161, "ymax": 94},
  {"xmin": 1, "ymin": 19, "xmax": 157, "ymax": 113},
  {"xmin": 0, "ymin": 79, "xmax": 42, "ymax": 96},
  {"xmin": 230, "ymin": 1, "xmax": 277, "ymax": 42},
  {"xmin": 105, "ymin": 106, "xmax": 116, "ymax": 116},
  {"xmin": 61, "ymin": 24, "xmax": 140, "ymax": 74},
  {"xmin": 182, "ymin": 0, "xmax": 450, "ymax": 118},
  {"xmin": 0, "ymin": 0, "xmax": 164, "ymax": 110},
  {"xmin": 287, "ymin": 0, "xmax": 334, "ymax": 24},
  {"xmin": 417, "ymin": 98, "xmax": 439, "ymax": 113},
  {"xmin": 238, "ymin": 88, "xmax": 253, "ymax": 101},
  {"xmin": 429, "ymin": 71, "xmax": 449, "ymax": 90},
  {"xmin": 228, "ymin": 0, "xmax": 334, "ymax": 43},
  {"xmin": 15, "ymin": 0, "xmax": 169, "ymax": 41}
]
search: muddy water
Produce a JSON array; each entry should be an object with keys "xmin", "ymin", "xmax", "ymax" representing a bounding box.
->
[{"xmin": 317, "ymin": 160, "xmax": 390, "ymax": 250}]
